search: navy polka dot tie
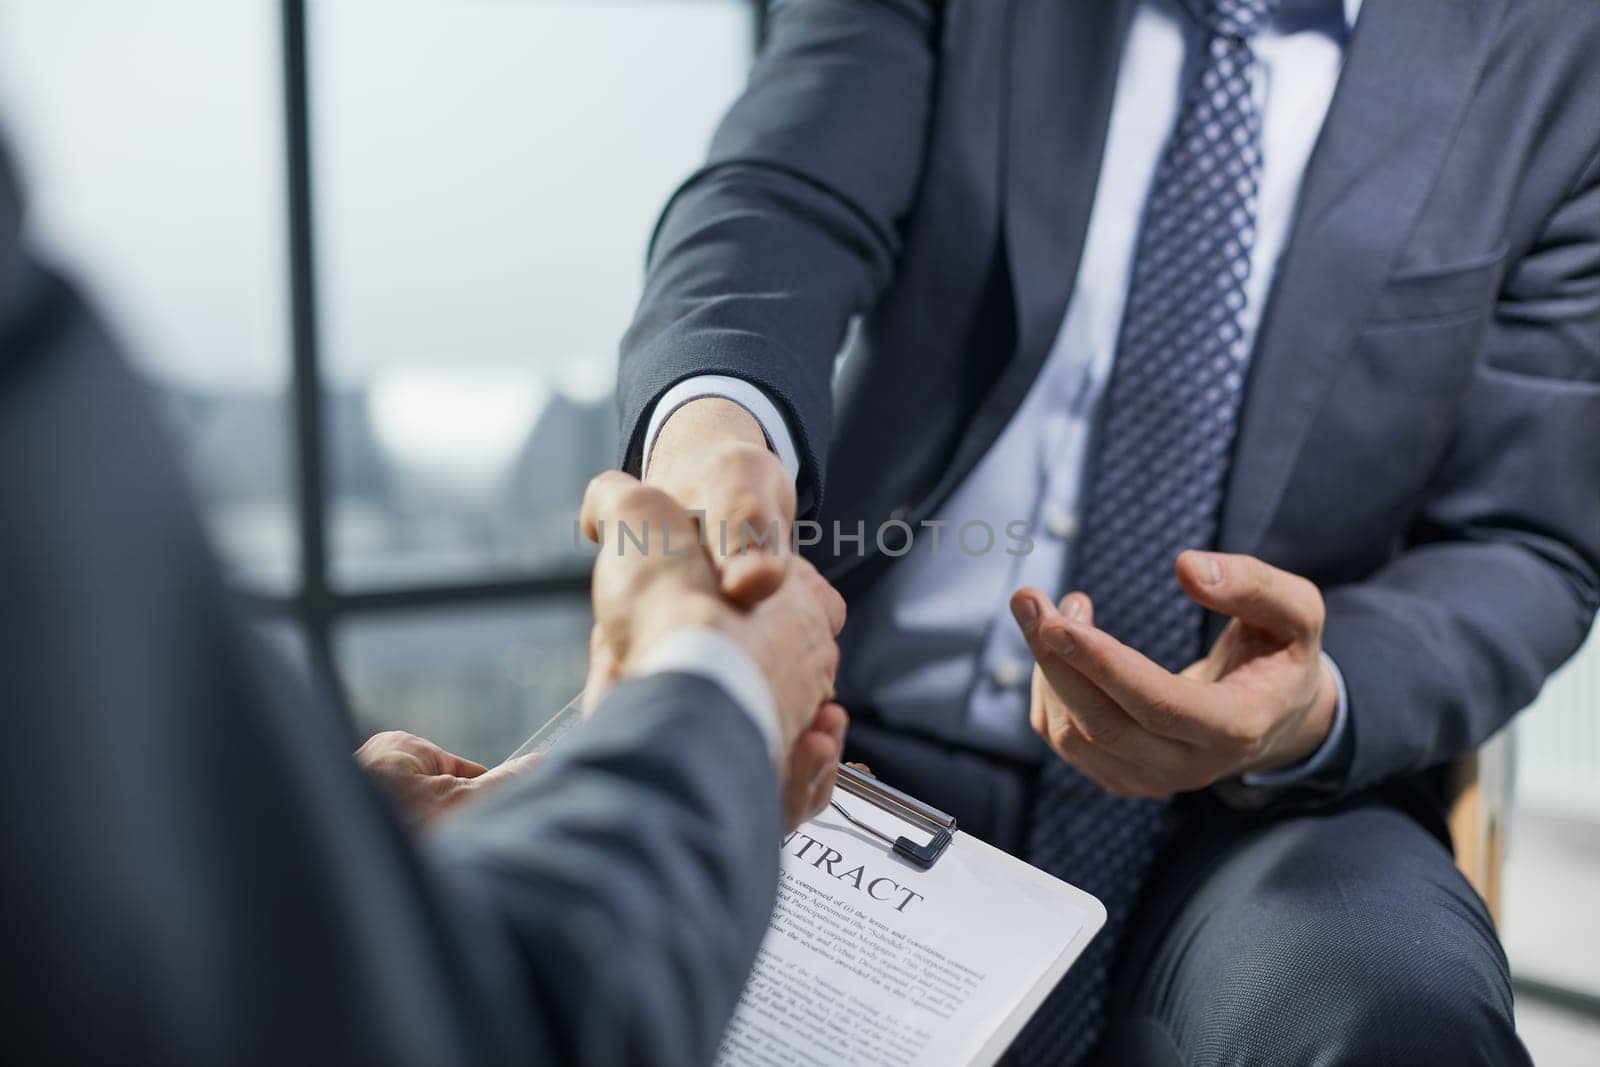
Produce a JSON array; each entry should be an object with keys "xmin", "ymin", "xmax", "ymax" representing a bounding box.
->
[{"xmin": 1015, "ymin": 2, "xmax": 1276, "ymax": 1063}]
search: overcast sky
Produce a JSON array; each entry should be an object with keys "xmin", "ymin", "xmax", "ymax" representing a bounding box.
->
[{"xmin": 0, "ymin": 0, "xmax": 748, "ymax": 393}]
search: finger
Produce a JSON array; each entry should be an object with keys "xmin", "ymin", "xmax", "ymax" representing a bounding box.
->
[
  {"xmin": 579, "ymin": 470, "xmax": 645, "ymax": 543},
  {"xmin": 811, "ymin": 701, "xmax": 850, "ymax": 746},
  {"xmin": 385, "ymin": 731, "xmax": 453, "ymax": 774},
  {"xmin": 1053, "ymin": 731, "xmax": 1180, "ymax": 800},
  {"xmin": 437, "ymin": 752, "xmax": 489, "ymax": 779},
  {"xmin": 1176, "ymin": 551, "xmax": 1324, "ymax": 644},
  {"xmin": 1030, "ymin": 666, "xmax": 1049, "ymax": 736},
  {"xmin": 581, "ymin": 471, "xmax": 701, "ymax": 555},
  {"xmin": 784, "ymin": 727, "xmax": 844, "ymax": 830},
  {"xmin": 805, "ymin": 752, "xmax": 842, "ymax": 818},
  {"xmin": 1013, "ymin": 593, "xmax": 1193, "ymax": 759},
  {"xmin": 1059, "ymin": 591, "xmax": 1093, "ymax": 626},
  {"xmin": 798, "ymin": 559, "xmax": 848, "ymax": 636},
  {"xmin": 722, "ymin": 554, "xmax": 789, "ymax": 606},
  {"xmin": 713, "ymin": 451, "xmax": 795, "ymax": 558},
  {"xmin": 471, "ymin": 753, "xmax": 544, "ymax": 792},
  {"xmin": 713, "ymin": 455, "xmax": 796, "ymax": 605},
  {"xmin": 1028, "ymin": 668, "xmax": 1195, "ymax": 781},
  {"xmin": 1008, "ymin": 586, "xmax": 1060, "ymax": 635},
  {"xmin": 1014, "ymin": 588, "xmax": 1097, "ymax": 735},
  {"xmin": 1035, "ymin": 615, "xmax": 1229, "ymax": 744}
]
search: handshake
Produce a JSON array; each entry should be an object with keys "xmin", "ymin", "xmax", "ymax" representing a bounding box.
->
[
  {"xmin": 566, "ymin": 398, "xmax": 850, "ymax": 827},
  {"xmin": 360, "ymin": 400, "xmax": 844, "ymax": 831},
  {"xmin": 580, "ymin": 463, "xmax": 848, "ymax": 832}
]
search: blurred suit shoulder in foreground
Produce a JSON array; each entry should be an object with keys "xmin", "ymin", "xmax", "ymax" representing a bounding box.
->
[{"xmin": 0, "ymin": 143, "xmax": 779, "ymax": 1065}]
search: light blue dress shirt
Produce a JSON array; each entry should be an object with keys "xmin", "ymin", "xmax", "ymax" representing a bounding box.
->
[{"xmin": 644, "ymin": 0, "xmax": 1361, "ymax": 779}]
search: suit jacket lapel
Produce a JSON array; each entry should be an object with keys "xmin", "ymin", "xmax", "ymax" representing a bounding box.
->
[
  {"xmin": 1220, "ymin": 0, "xmax": 1506, "ymax": 554},
  {"xmin": 1004, "ymin": 0, "xmax": 1139, "ymax": 371}
]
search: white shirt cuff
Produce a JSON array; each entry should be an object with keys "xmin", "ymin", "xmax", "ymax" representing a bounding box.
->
[
  {"xmin": 641, "ymin": 375, "xmax": 802, "ymax": 484},
  {"xmin": 1241, "ymin": 652, "xmax": 1351, "ymax": 788},
  {"xmin": 629, "ymin": 626, "xmax": 782, "ymax": 765}
]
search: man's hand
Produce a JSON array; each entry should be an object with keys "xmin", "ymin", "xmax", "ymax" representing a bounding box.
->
[
  {"xmin": 356, "ymin": 731, "xmax": 540, "ymax": 825},
  {"xmin": 645, "ymin": 397, "xmax": 796, "ymax": 606},
  {"xmin": 1010, "ymin": 551, "xmax": 1339, "ymax": 799},
  {"xmin": 784, "ymin": 702, "xmax": 849, "ymax": 831},
  {"xmin": 580, "ymin": 471, "xmax": 847, "ymax": 828}
]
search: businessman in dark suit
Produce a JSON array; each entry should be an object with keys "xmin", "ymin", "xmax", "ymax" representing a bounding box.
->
[
  {"xmin": 619, "ymin": 0, "xmax": 1600, "ymax": 1063},
  {"xmin": 0, "ymin": 130, "xmax": 853, "ymax": 1060}
]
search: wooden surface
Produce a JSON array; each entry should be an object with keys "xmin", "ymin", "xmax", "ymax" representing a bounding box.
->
[{"xmin": 1449, "ymin": 748, "xmax": 1505, "ymax": 924}]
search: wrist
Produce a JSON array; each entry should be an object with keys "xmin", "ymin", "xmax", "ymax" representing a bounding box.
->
[
  {"xmin": 647, "ymin": 397, "xmax": 768, "ymax": 482},
  {"xmin": 1309, "ymin": 654, "xmax": 1340, "ymax": 745},
  {"xmin": 1250, "ymin": 656, "xmax": 1339, "ymax": 775}
]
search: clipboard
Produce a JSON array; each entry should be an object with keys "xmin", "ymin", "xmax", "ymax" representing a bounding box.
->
[
  {"xmin": 732, "ymin": 766, "xmax": 1106, "ymax": 1066},
  {"xmin": 511, "ymin": 688, "xmax": 1106, "ymax": 1067},
  {"xmin": 507, "ymin": 691, "xmax": 586, "ymax": 759}
]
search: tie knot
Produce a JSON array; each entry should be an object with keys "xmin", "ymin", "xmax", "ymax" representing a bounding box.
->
[{"xmin": 1203, "ymin": 0, "xmax": 1279, "ymax": 39}]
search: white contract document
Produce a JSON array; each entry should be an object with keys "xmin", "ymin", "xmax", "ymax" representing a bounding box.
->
[{"xmin": 715, "ymin": 775, "xmax": 1106, "ymax": 1067}]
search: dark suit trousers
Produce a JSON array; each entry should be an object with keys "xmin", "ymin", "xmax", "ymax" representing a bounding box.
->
[{"xmin": 845, "ymin": 721, "xmax": 1532, "ymax": 1066}]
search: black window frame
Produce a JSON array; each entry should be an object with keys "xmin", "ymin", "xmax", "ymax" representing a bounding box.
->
[{"xmin": 257, "ymin": 0, "xmax": 768, "ymax": 705}]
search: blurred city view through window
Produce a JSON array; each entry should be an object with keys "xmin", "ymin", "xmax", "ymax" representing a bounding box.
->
[
  {"xmin": 0, "ymin": 1, "xmax": 1594, "ymax": 1055},
  {"xmin": 311, "ymin": 0, "xmax": 750, "ymax": 588},
  {"xmin": 0, "ymin": 0, "xmax": 751, "ymax": 761}
]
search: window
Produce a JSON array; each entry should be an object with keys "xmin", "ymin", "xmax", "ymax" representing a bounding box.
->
[
  {"xmin": 0, "ymin": 0, "xmax": 760, "ymax": 760},
  {"xmin": 337, "ymin": 602, "xmax": 590, "ymax": 767},
  {"xmin": 310, "ymin": 0, "xmax": 752, "ymax": 590},
  {"xmin": 1503, "ymin": 628, "xmax": 1600, "ymax": 1049},
  {"xmin": 0, "ymin": 0, "xmax": 296, "ymax": 591}
]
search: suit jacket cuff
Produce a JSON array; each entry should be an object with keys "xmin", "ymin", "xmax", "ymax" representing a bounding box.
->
[
  {"xmin": 640, "ymin": 374, "xmax": 802, "ymax": 484},
  {"xmin": 630, "ymin": 626, "xmax": 782, "ymax": 764}
]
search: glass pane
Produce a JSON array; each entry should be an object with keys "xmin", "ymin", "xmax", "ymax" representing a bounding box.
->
[
  {"xmin": 1503, "ymin": 628, "xmax": 1600, "ymax": 999},
  {"xmin": 0, "ymin": 0, "xmax": 296, "ymax": 591},
  {"xmin": 337, "ymin": 601, "xmax": 591, "ymax": 767},
  {"xmin": 311, "ymin": 0, "xmax": 752, "ymax": 588}
]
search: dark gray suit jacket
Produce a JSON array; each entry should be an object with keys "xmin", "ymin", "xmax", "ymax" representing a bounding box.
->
[
  {"xmin": 0, "ymin": 153, "xmax": 778, "ymax": 1063},
  {"xmin": 619, "ymin": 0, "xmax": 1600, "ymax": 806}
]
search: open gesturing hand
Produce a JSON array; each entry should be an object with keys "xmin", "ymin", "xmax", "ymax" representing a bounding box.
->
[
  {"xmin": 357, "ymin": 731, "xmax": 541, "ymax": 825},
  {"xmin": 1010, "ymin": 551, "xmax": 1338, "ymax": 799}
]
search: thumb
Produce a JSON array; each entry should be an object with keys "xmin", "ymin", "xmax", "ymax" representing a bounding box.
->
[
  {"xmin": 716, "ymin": 495, "xmax": 794, "ymax": 607},
  {"xmin": 721, "ymin": 551, "xmax": 790, "ymax": 607},
  {"xmin": 1176, "ymin": 551, "xmax": 1324, "ymax": 643},
  {"xmin": 703, "ymin": 449, "xmax": 796, "ymax": 606},
  {"xmin": 438, "ymin": 752, "xmax": 489, "ymax": 779}
]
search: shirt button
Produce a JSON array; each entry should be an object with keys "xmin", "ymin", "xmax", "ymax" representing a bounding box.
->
[
  {"xmin": 1046, "ymin": 510, "xmax": 1078, "ymax": 540},
  {"xmin": 993, "ymin": 658, "xmax": 1028, "ymax": 689}
]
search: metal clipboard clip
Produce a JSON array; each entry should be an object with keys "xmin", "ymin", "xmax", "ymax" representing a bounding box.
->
[{"xmin": 829, "ymin": 763, "xmax": 958, "ymax": 870}]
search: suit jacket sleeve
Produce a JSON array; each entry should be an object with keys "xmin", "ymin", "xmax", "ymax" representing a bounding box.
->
[
  {"xmin": 1320, "ymin": 146, "xmax": 1600, "ymax": 794},
  {"xmin": 0, "ymin": 181, "xmax": 779, "ymax": 1064},
  {"xmin": 617, "ymin": 0, "xmax": 940, "ymax": 508}
]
